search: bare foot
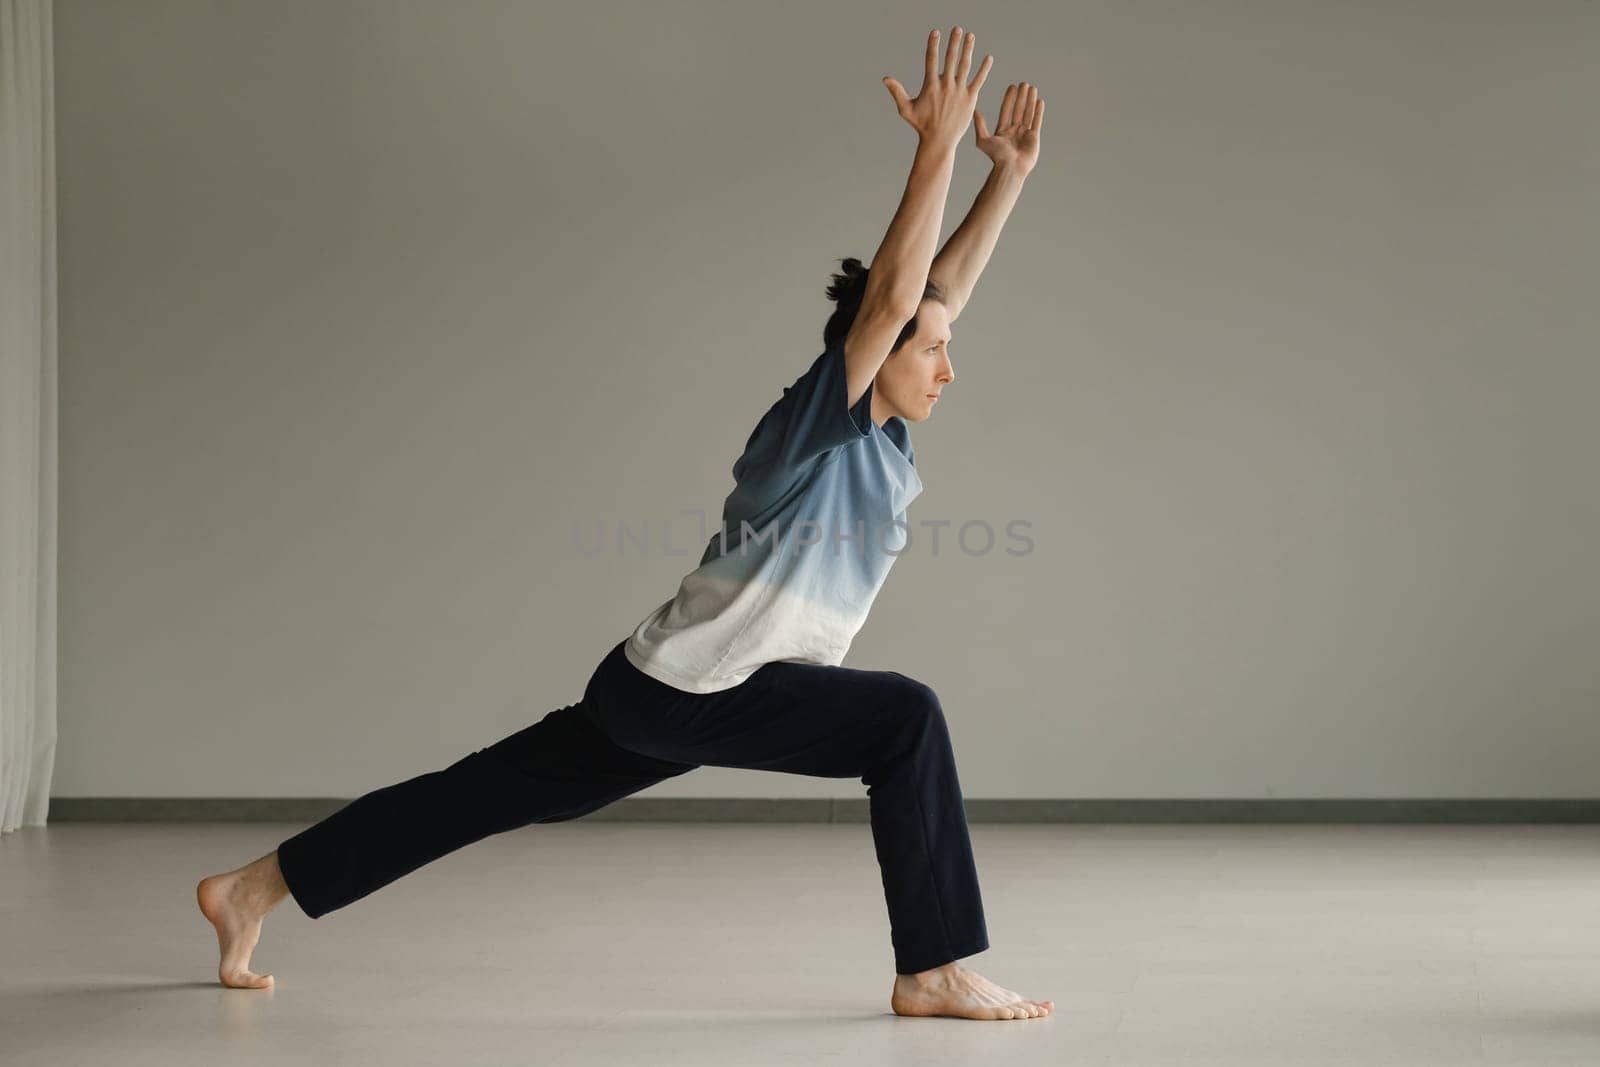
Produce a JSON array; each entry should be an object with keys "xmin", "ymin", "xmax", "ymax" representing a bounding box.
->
[
  {"xmin": 891, "ymin": 961, "xmax": 1053, "ymax": 1020},
  {"xmin": 196, "ymin": 851, "xmax": 290, "ymax": 989}
]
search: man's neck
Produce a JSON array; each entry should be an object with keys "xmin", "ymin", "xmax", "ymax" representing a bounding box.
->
[{"xmin": 869, "ymin": 389, "xmax": 893, "ymax": 429}]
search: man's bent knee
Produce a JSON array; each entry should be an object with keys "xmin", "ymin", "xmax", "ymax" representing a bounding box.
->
[{"xmin": 887, "ymin": 672, "xmax": 948, "ymax": 732}]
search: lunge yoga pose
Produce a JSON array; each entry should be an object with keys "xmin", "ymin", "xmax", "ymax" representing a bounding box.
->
[{"xmin": 199, "ymin": 25, "xmax": 1049, "ymax": 1021}]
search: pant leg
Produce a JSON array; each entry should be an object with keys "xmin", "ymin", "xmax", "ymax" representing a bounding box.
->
[
  {"xmin": 586, "ymin": 643, "xmax": 989, "ymax": 976},
  {"xmin": 275, "ymin": 698, "xmax": 697, "ymax": 919}
]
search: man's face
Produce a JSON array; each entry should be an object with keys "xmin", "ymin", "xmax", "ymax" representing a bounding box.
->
[{"xmin": 875, "ymin": 299, "xmax": 956, "ymax": 423}]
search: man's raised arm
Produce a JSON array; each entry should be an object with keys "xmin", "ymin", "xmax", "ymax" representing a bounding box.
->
[
  {"xmin": 843, "ymin": 26, "xmax": 993, "ymax": 408},
  {"xmin": 928, "ymin": 81, "xmax": 1044, "ymax": 323}
]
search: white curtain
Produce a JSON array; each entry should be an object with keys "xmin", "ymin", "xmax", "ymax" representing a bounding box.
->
[{"xmin": 0, "ymin": 0, "xmax": 57, "ymax": 834}]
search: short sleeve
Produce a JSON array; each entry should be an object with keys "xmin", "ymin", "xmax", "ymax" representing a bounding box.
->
[{"xmin": 728, "ymin": 339, "xmax": 873, "ymax": 513}]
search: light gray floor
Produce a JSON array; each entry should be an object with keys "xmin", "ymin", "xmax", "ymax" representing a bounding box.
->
[{"xmin": 2, "ymin": 821, "xmax": 1598, "ymax": 1065}]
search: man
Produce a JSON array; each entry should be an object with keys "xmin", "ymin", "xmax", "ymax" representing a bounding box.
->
[{"xmin": 199, "ymin": 24, "xmax": 1049, "ymax": 1021}]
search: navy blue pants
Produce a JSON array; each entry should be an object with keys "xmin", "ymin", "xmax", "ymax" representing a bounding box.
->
[{"xmin": 275, "ymin": 639, "xmax": 990, "ymax": 975}]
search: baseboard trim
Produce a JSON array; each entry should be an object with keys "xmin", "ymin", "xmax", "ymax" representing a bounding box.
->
[{"xmin": 44, "ymin": 797, "xmax": 1600, "ymax": 823}]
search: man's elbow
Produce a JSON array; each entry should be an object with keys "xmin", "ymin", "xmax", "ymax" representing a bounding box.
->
[
  {"xmin": 861, "ymin": 271, "xmax": 927, "ymax": 322},
  {"xmin": 926, "ymin": 274, "xmax": 969, "ymax": 321}
]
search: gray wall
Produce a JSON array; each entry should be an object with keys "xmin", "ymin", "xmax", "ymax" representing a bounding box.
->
[{"xmin": 53, "ymin": 0, "xmax": 1598, "ymax": 800}]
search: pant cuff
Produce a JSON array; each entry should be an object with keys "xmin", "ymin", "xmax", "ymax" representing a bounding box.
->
[
  {"xmin": 274, "ymin": 832, "xmax": 328, "ymax": 919},
  {"xmin": 895, "ymin": 932, "xmax": 991, "ymax": 976}
]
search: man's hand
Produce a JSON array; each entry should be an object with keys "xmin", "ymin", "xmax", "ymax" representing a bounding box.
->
[
  {"xmin": 883, "ymin": 26, "xmax": 994, "ymax": 149},
  {"xmin": 974, "ymin": 82, "xmax": 1043, "ymax": 176}
]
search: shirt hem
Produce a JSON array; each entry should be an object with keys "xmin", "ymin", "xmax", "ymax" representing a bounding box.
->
[{"xmin": 622, "ymin": 638, "xmax": 748, "ymax": 694}]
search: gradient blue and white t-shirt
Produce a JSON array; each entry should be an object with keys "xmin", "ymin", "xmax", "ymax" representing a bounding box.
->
[{"xmin": 624, "ymin": 337, "xmax": 924, "ymax": 693}]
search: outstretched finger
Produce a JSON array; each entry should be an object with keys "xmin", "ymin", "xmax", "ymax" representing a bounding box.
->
[
  {"xmin": 974, "ymin": 108, "xmax": 990, "ymax": 141},
  {"xmin": 883, "ymin": 76, "xmax": 910, "ymax": 117},
  {"xmin": 1032, "ymin": 96, "xmax": 1045, "ymax": 133},
  {"xmin": 999, "ymin": 83, "xmax": 1019, "ymax": 129},
  {"xmin": 944, "ymin": 24, "xmax": 962, "ymax": 79},
  {"xmin": 924, "ymin": 29, "xmax": 940, "ymax": 86},
  {"xmin": 956, "ymin": 30, "xmax": 975, "ymax": 82},
  {"xmin": 968, "ymin": 53, "xmax": 994, "ymax": 94}
]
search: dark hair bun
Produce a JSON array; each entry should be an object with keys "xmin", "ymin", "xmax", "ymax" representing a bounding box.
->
[{"xmin": 825, "ymin": 257, "xmax": 869, "ymax": 305}]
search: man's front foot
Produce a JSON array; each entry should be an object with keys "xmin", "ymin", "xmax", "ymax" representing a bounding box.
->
[{"xmin": 890, "ymin": 961, "xmax": 1053, "ymax": 1020}]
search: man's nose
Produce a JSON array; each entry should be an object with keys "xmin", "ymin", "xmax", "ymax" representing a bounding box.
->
[{"xmin": 938, "ymin": 356, "xmax": 955, "ymax": 384}]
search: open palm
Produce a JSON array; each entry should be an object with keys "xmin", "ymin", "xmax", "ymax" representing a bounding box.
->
[{"xmin": 974, "ymin": 82, "xmax": 1043, "ymax": 176}]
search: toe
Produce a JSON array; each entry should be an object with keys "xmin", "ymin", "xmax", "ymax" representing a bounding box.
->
[{"xmin": 222, "ymin": 969, "xmax": 273, "ymax": 989}]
